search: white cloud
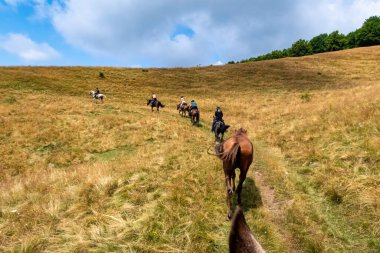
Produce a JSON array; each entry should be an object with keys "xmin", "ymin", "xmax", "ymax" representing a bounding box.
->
[
  {"xmin": 0, "ymin": 33, "xmax": 60, "ymax": 61},
  {"xmin": 297, "ymin": 0, "xmax": 380, "ymax": 38},
  {"xmin": 27, "ymin": 0, "xmax": 380, "ymax": 66},
  {"xmin": 213, "ymin": 61, "xmax": 224, "ymax": 66},
  {"xmin": 3, "ymin": 0, "xmax": 26, "ymax": 6}
]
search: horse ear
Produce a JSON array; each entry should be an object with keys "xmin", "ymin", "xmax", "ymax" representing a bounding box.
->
[{"xmin": 229, "ymin": 207, "xmax": 265, "ymax": 253}]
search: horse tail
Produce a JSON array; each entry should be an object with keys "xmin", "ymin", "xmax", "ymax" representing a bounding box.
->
[{"xmin": 221, "ymin": 142, "xmax": 240, "ymax": 167}]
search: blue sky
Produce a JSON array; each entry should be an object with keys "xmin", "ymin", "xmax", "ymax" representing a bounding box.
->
[{"xmin": 0, "ymin": 0, "xmax": 379, "ymax": 67}]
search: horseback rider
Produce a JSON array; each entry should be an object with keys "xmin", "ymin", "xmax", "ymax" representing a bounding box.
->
[
  {"xmin": 94, "ymin": 87, "xmax": 100, "ymax": 97},
  {"xmin": 211, "ymin": 106, "xmax": 224, "ymax": 132},
  {"xmin": 150, "ymin": 94, "xmax": 157, "ymax": 105},
  {"xmin": 178, "ymin": 96, "xmax": 187, "ymax": 111},
  {"xmin": 189, "ymin": 99, "xmax": 198, "ymax": 111}
]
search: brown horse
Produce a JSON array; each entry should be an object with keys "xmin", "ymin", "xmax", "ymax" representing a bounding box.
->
[
  {"xmin": 215, "ymin": 128, "xmax": 253, "ymax": 219},
  {"xmin": 177, "ymin": 103, "xmax": 189, "ymax": 117},
  {"xmin": 189, "ymin": 107, "xmax": 200, "ymax": 126},
  {"xmin": 229, "ymin": 206, "xmax": 266, "ymax": 253}
]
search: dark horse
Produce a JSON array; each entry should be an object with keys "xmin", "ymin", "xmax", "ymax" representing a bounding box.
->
[
  {"xmin": 214, "ymin": 121, "xmax": 230, "ymax": 142},
  {"xmin": 229, "ymin": 206, "xmax": 266, "ymax": 253},
  {"xmin": 215, "ymin": 128, "xmax": 253, "ymax": 219},
  {"xmin": 147, "ymin": 99, "xmax": 165, "ymax": 112},
  {"xmin": 189, "ymin": 107, "xmax": 200, "ymax": 126}
]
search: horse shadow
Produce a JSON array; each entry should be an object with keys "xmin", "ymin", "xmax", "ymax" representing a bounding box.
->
[{"xmin": 232, "ymin": 177, "xmax": 263, "ymax": 212}]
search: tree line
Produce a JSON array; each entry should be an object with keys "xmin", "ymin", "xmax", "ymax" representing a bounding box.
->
[{"xmin": 230, "ymin": 16, "xmax": 380, "ymax": 64}]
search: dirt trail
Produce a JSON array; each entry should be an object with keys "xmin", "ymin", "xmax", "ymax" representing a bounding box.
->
[{"xmin": 250, "ymin": 141, "xmax": 304, "ymax": 253}]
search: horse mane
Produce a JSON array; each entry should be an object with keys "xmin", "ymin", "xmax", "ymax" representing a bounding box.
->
[{"xmin": 229, "ymin": 206, "xmax": 266, "ymax": 253}]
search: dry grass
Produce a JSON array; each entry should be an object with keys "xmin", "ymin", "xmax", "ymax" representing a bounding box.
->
[{"xmin": 0, "ymin": 46, "xmax": 379, "ymax": 252}]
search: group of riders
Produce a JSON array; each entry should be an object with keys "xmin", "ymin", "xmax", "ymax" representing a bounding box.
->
[
  {"xmin": 150, "ymin": 94, "xmax": 226, "ymax": 133},
  {"xmin": 95, "ymin": 89, "xmax": 227, "ymax": 136}
]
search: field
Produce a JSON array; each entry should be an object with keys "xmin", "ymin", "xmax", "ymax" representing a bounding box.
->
[{"xmin": 0, "ymin": 46, "xmax": 379, "ymax": 252}]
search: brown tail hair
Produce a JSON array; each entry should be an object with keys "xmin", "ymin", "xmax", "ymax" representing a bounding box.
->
[{"xmin": 221, "ymin": 142, "xmax": 240, "ymax": 168}]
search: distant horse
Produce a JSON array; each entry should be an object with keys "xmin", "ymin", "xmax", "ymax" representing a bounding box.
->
[
  {"xmin": 214, "ymin": 121, "xmax": 230, "ymax": 142},
  {"xmin": 189, "ymin": 107, "xmax": 200, "ymax": 126},
  {"xmin": 89, "ymin": 90, "xmax": 106, "ymax": 103},
  {"xmin": 215, "ymin": 128, "xmax": 253, "ymax": 219},
  {"xmin": 147, "ymin": 99, "xmax": 165, "ymax": 112},
  {"xmin": 229, "ymin": 206, "xmax": 266, "ymax": 253},
  {"xmin": 177, "ymin": 103, "xmax": 189, "ymax": 117}
]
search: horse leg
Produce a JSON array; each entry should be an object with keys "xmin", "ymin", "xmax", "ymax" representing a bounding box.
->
[
  {"xmin": 224, "ymin": 160, "xmax": 234, "ymax": 219},
  {"xmin": 225, "ymin": 175, "xmax": 233, "ymax": 219},
  {"xmin": 232, "ymin": 170, "xmax": 236, "ymax": 192},
  {"xmin": 215, "ymin": 128, "xmax": 220, "ymax": 142},
  {"xmin": 236, "ymin": 169, "xmax": 247, "ymax": 205}
]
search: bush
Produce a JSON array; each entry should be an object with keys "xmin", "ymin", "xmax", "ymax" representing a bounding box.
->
[
  {"xmin": 300, "ymin": 93, "xmax": 312, "ymax": 102},
  {"xmin": 4, "ymin": 96, "xmax": 17, "ymax": 104},
  {"xmin": 99, "ymin": 72, "xmax": 105, "ymax": 78}
]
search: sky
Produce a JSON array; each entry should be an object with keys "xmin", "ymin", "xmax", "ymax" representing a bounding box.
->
[{"xmin": 0, "ymin": 0, "xmax": 379, "ymax": 67}]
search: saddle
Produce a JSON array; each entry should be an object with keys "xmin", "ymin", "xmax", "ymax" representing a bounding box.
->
[
  {"xmin": 190, "ymin": 107, "xmax": 198, "ymax": 114},
  {"xmin": 151, "ymin": 100, "xmax": 157, "ymax": 106}
]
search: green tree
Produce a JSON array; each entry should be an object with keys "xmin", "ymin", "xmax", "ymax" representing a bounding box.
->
[
  {"xmin": 356, "ymin": 16, "xmax": 380, "ymax": 46},
  {"xmin": 346, "ymin": 31, "xmax": 359, "ymax": 48},
  {"xmin": 310, "ymin": 33, "xmax": 328, "ymax": 53},
  {"xmin": 325, "ymin": 31, "xmax": 347, "ymax": 51},
  {"xmin": 290, "ymin": 39, "xmax": 312, "ymax": 57}
]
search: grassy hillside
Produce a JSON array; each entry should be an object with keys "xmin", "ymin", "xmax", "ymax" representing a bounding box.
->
[{"xmin": 0, "ymin": 46, "xmax": 379, "ymax": 252}]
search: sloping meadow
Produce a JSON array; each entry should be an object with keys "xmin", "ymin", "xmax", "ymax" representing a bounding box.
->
[{"xmin": 0, "ymin": 46, "xmax": 379, "ymax": 252}]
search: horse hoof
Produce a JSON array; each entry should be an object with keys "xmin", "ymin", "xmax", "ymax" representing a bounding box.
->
[{"xmin": 227, "ymin": 212, "xmax": 232, "ymax": 220}]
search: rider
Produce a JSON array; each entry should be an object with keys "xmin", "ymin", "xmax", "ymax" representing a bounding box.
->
[
  {"xmin": 178, "ymin": 96, "xmax": 187, "ymax": 111},
  {"xmin": 150, "ymin": 94, "xmax": 157, "ymax": 105},
  {"xmin": 189, "ymin": 99, "xmax": 198, "ymax": 111},
  {"xmin": 211, "ymin": 106, "xmax": 224, "ymax": 132},
  {"xmin": 94, "ymin": 87, "xmax": 100, "ymax": 97}
]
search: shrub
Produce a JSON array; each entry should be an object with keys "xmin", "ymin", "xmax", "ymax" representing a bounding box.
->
[
  {"xmin": 4, "ymin": 96, "xmax": 17, "ymax": 104},
  {"xmin": 300, "ymin": 93, "xmax": 312, "ymax": 102}
]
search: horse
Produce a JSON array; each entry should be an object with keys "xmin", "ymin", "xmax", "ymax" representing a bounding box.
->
[
  {"xmin": 189, "ymin": 107, "xmax": 200, "ymax": 126},
  {"xmin": 229, "ymin": 206, "xmax": 266, "ymax": 253},
  {"xmin": 147, "ymin": 99, "xmax": 165, "ymax": 112},
  {"xmin": 177, "ymin": 103, "xmax": 189, "ymax": 117},
  {"xmin": 214, "ymin": 121, "xmax": 230, "ymax": 142},
  {"xmin": 215, "ymin": 128, "xmax": 253, "ymax": 219},
  {"xmin": 89, "ymin": 90, "xmax": 106, "ymax": 103}
]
